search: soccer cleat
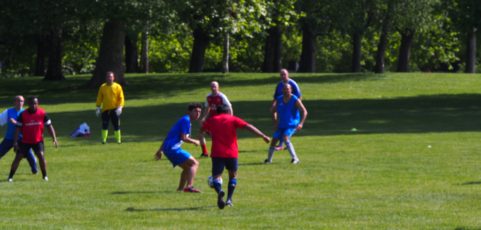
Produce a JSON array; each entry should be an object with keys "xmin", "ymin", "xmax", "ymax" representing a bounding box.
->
[
  {"xmin": 217, "ymin": 191, "xmax": 225, "ymax": 209},
  {"xmin": 264, "ymin": 159, "xmax": 272, "ymax": 164},
  {"xmin": 7, "ymin": 178, "xmax": 13, "ymax": 183},
  {"xmin": 183, "ymin": 186, "xmax": 201, "ymax": 193},
  {"xmin": 32, "ymin": 170, "xmax": 38, "ymax": 175},
  {"xmin": 291, "ymin": 159, "xmax": 300, "ymax": 164},
  {"xmin": 226, "ymin": 199, "xmax": 233, "ymax": 207},
  {"xmin": 199, "ymin": 153, "xmax": 209, "ymax": 158},
  {"xmin": 43, "ymin": 176, "xmax": 49, "ymax": 181}
]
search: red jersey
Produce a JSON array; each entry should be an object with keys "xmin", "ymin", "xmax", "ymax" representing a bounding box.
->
[
  {"xmin": 201, "ymin": 114, "xmax": 248, "ymax": 158},
  {"xmin": 17, "ymin": 108, "xmax": 51, "ymax": 144},
  {"xmin": 205, "ymin": 92, "xmax": 231, "ymax": 116}
]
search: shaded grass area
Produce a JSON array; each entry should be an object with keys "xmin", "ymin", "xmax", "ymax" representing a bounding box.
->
[{"xmin": 0, "ymin": 73, "xmax": 481, "ymax": 229}]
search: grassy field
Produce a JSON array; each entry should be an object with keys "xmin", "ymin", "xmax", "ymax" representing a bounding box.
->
[{"xmin": 1, "ymin": 72, "xmax": 481, "ymax": 229}]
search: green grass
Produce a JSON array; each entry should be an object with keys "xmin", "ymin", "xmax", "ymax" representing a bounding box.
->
[{"xmin": 1, "ymin": 72, "xmax": 481, "ymax": 229}]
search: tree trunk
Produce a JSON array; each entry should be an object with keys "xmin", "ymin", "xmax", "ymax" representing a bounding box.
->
[
  {"xmin": 375, "ymin": 2, "xmax": 393, "ymax": 73},
  {"xmin": 351, "ymin": 31, "xmax": 362, "ymax": 72},
  {"xmin": 396, "ymin": 29, "xmax": 414, "ymax": 72},
  {"xmin": 44, "ymin": 29, "xmax": 65, "ymax": 81},
  {"xmin": 298, "ymin": 22, "xmax": 315, "ymax": 72},
  {"xmin": 34, "ymin": 34, "xmax": 47, "ymax": 76},
  {"xmin": 189, "ymin": 27, "xmax": 209, "ymax": 73},
  {"xmin": 222, "ymin": 33, "xmax": 229, "ymax": 73},
  {"xmin": 89, "ymin": 20, "xmax": 126, "ymax": 88},
  {"xmin": 465, "ymin": 27, "xmax": 477, "ymax": 73},
  {"xmin": 262, "ymin": 26, "xmax": 282, "ymax": 72},
  {"xmin": 125, "ymin": 33, "xmax": 139, "ymax": 73},
  {"xmin": 140, "ymin": 30, "xmax": 149, "ymax": 73}
]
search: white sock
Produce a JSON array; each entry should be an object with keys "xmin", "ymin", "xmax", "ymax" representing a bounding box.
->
[
  {"xmin": 267, "ymin": 146, "xmax": 275, "ymax": 161},
  {"xmin": 286, "ymin": 141, "xmax": 298, "ymax": 161}
]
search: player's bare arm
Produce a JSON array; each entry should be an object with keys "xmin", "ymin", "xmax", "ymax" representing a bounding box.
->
[{"xmin": 295, "ymin": 99, "xmax": 308, "ymax": 131}]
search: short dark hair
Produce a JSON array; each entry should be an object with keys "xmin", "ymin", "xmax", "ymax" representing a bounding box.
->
[
  {"xmin": 27, "ymin": 96, "xmax": 38, "ymax": 103},
  {"xmin": 216, "ymin": 104, "xmax": 230, "ymax": 114},
  {"xmin": 188, "ymin": 103, "xmax": 202, "ymax": 111}
]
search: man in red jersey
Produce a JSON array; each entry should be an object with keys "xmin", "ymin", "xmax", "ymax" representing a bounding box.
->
[
  {"xmin": 201, "ymin": 105, "xmax": 270, "ymax": 209},
  {"xmin": 9, "ymin": 96, "xmax": 58, "ymax": 182},
  {"xmin": 199, "ymin": 81, "xmax": 233, "ymax": 157}
]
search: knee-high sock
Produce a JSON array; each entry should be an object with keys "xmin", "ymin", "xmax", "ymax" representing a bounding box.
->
[
  {"xmin": 267, "ymin": 146, "xmax": 275, "ymax": 161},
  {"xmin": 114, "ymin": 130, "xmax": 121, "ymax": 143},
  {"xmin": 286, "ymin": 141, "xmax": 298, "ymax": 161},
  {"xmin": 227, "ymin": 178, "xmax": 237, "ymax": 201},
  {"xmin": 213, "ymin": 178, "xmax": 223, "ymax": 194},
  {"xmin": 201, "ymin": 143, "xmax": 208, "ymax": 154},
  {"xmin": 101, "ymin": 129, "xmax": 108, "ymax": 143}
]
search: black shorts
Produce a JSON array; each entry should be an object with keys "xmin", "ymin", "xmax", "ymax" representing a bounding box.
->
[
  {"xmin": 211, "ymin": 157, "xmax": 238, "ymax": 176},
  {"xmin": 19, "ymin": 142, "xmax": 44, "ymax": 155}
]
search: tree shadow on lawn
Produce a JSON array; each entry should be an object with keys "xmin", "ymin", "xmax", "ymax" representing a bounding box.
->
[
  {"xmin": 125, "ymin": 206, "xmax": 210, "ymax": 212},
  {"xmin": 47, "ymin": 93, "xmax": 481, "ymax": 143},
  {"xmin": 459, "ymin": 181, "xmax": 481, "ymax": 186}
]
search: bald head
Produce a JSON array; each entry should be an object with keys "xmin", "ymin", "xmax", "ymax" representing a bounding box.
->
[
  {"xmin": 280, "ymin": 69, "xmax": 289, "ymax": 82},
  {"xmin": 13, "ymin": 95, "xmax": 24, "ymax": 110},
  {"xmin": 210, "ymin": 81, "xmax": 219, "ymax": 94}
]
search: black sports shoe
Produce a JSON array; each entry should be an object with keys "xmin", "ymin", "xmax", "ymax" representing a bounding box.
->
[
  {"xmin": 200, "ymin": 153, "xmax": 209, "ymax": 158},
  {"xmin": 217, "ymin": 191, "xmax": 225, "ymax": 209}
]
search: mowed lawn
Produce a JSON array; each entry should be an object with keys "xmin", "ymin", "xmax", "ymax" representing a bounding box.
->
[{"xmin": 1, "ymin": 72, "xmax": 481, "ymax": 229}]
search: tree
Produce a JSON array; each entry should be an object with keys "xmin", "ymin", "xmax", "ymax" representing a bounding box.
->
[{"xmin": 374, "ymin": 0, "xmax": 394, "ymax": 73}]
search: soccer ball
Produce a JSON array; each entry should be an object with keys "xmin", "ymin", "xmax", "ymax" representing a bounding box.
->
[{"xmin": 207, "ymin": 176, "xmax": 222, "ymax": 188}]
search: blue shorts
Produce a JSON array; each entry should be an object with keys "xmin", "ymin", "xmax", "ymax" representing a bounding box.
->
[
  {"xmin": 273, "ymin": 127, "xmax": 297, "ymax": 140},
  {"xmin": 211, "ymin": 157, "xmax": 238, "ymax": 176},
  {"xmin": 163, "ymin": 147, "xmax": 191, "ymax": 167}
]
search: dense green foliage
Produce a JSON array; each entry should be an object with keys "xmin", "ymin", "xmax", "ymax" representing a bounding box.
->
[
  {"xmin": 1, "ymin": 73, "xmax": 481, "ymax": 228},
  {"xmin": 0, "ymin": 0, "xmax": 480, "ymax": 76}
]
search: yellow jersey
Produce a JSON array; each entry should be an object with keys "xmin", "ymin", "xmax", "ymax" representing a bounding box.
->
[{"xmin": 96, "ymin": 82, "xmax": 125, "ymax": 112}]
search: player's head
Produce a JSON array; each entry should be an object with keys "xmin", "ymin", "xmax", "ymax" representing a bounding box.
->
[
  {"xmin": 14, "ymin": 95, "xmax": 24, "ymax": 109},
  {"xmin": 282, "ymin": 83, "xmax": 292, "ymax": 96},
  {"xmin": 216, "ymin": 104, "xmax": 230, "ymax": 114},
  {"xmin": 27, "ymin": 96, "xmax": 39, "ymax": 112},
  {"xmin": 106, "ymin": 71, "xmax": 115, "ymax": 84},
  {"xmin": 280, "ymin": 69, "xmax": 289, "ymax": 82},
  {"xmin": 210, "ymin": 81, "xmax": 219, "ymax": 94},
  {"xmin": 187, "ymin": 103, "xmax": 202, "ymax": 120}
]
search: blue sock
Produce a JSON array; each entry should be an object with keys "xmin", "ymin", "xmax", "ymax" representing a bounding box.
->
[
  {"xmin": 227, "ymin": 178, "xmax": 237, "ymax": 201},
  {"xmin": 213, "ymin": 178, "xmax": 223, "ymax": 194}
]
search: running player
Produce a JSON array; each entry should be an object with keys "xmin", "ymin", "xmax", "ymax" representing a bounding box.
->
[
  {"xmin": 265, "ymin": 84, "xmax": 307, "ymax": 164},
  {"xmin": 155, "ymin": 103, "xmax": 203, "ymax": 193},
  {"xmin": 9, "ymin": 96, "xmax": 58, "ymax": 182},
  {"xmin": 201, "ymin": 105, "xmax": 270, "ymax": 209},
  {"xmin": 199, "ymin": 81, "xmax": 233, "ymax": 157},
  {"xmin": 0, "ymin": 95, "xmax": 38, "ymax": 174}
]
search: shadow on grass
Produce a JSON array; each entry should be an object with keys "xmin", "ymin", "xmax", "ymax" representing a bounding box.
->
[
  {"xmin": 455, "ymin": 227, "xmax": 481, "ymax": 230},
  {"xmin": 111, "ymin": 190, "xmax": 173, "ymax": 195},
  {"xmin": 459, "ymin": 181, "xmax": 481, "ymax": 186},
  {"xmin": 44, "ymin": 93, "xmax": 481, "ymax": 142},
  {"xmin": 125, "ymin": 206, "xmax": 210, "ymax": 212}
]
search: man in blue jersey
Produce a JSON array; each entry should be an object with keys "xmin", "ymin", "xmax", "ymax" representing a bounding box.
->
[
  {"xmin": 271, "ymin": 69, "xmax": 302, "ymax": 151},
  {"xmin": 265, "ymin": 84, "xmax": 308, "ymax": 164},
  {"xmin": 155, "ymin": 103, "xmax": 203, "ymax": 193},
  {"xmin": 0, "ymin": 95, "xmax": 37, "ymax": 173}
]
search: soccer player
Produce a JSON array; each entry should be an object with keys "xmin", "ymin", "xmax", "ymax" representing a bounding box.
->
[
  {"xmin": 9, "ymin": 96, "xmax": 58, "ymax": 182},
  {"xmin": 155, "ymin": 103, "xmax": 203, "ymax": 193},
  {"xmin": 271, "ymin": 69, "xmax": 302, "ymax": 151},
  {"xmin": 199, "ymin": 81, "xmax": 233, "ymax": 157},
  {"xmin": 265, "ymin": 84, "xmax": 307, "ymax": 164},
  {"xmin": 0, "ymin": 95, "xmax": 38, "ymax": 174},
  {"xmin": 95, "ymin": 71, "xmax": 125, "ymax": 144},
  {"xmin": 201, "ymin": 105, "xmax": 270, "ymax": 209}
]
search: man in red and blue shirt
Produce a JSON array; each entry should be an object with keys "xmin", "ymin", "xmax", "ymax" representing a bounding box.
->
[
  {"xmin": 201, "ymin": 105, "xmax": 270, "ymax": 209},
  {"xmin": 9, "ymin": 96, "xmax": 58, "ymax": 182}
]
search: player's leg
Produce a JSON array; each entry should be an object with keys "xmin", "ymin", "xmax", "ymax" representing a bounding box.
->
[
  {"xmin": 284, "ymin": 128, "xmax": 299, "ymax": 164},
  {"xmin": 23, "ymin": 143, "xmax": 38, "ymax": 174},
  {"xmin": 0, "ymin": 138, "xmax": 14, "ymax": 159},
  {"xmin": 101, "ymin": 111, "xmax": 110, "ymax": 144},
  {"xmin": 225, "ymin": 158, "xmax": 238, "ymax": 207},
  {"xmin": 111, "ymin": 110, "xmax": 121, "ymax": 144},
  {"xmin": 178, "ymin": 157, "xmax": 200, "ymax": 192},
  {"xmin": 8, "ymin": 143, "xmax": 27, "ymax": 181},
  {"xmin": 211, "ymin": 157, "xmax": 225, "ymax": 209},
  {"xmin": 199, "ymin": 136, "xmax": 209, "ymax": 157},
  {"xmin": 33, "ymin": 142, "xmax": 48, "ymax": 180},
  {"xmin": 265, "ymin": 129, "xmax": 282, "ymax": 163}
]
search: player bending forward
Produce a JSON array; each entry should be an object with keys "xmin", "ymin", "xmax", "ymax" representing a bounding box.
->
[{"xmin": 201, "ymin": 105, "xmax": 270, "ymax": 209}]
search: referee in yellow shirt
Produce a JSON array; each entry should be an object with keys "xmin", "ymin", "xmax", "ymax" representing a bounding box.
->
[{"xmin": 95, "ymin": 71, "xmax": 125, "ymax": 144}]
